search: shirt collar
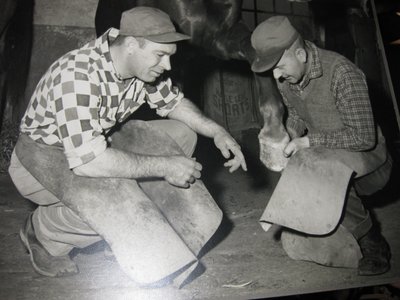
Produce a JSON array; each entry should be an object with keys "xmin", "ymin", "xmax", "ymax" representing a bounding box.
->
[
  {"xmin": 297, "ymin": 41, "xmax": 323, "ymax": 89},
  {"xmin": 96, "ymin": 28, "xmax": 125, "ymax": 81}
]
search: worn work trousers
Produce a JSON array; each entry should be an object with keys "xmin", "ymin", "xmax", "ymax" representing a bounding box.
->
[
  {"xmin": 341, "ymin": 154, "xmax": 393, "ymax": 240},
  {"xmin": 9, "ymin": 120, "xmax": 197, "ymax": 256}
]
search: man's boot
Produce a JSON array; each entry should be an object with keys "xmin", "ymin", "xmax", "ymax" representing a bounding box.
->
[
  {"xmin": 20, "ymin": 213, "xmax": 79, "ymax": 277},
  {"xmin": 358, "ymin": 228, "xmax": 391, "ymax": 276}
]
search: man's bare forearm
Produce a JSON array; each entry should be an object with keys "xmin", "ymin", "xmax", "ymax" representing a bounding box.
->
[
  {"xmin": 168, "ymin": 98, "xmax": 247, "ymax": 172},
  {"xmin": 72, "ymin": 147, "xmax": 167, "ymax": 179},
  {"xmin": 168, "ymin": 98, "xmax": 226, "ymax": 138},
  {"xmin": 72, "ymin": 147, "xmax": 202, "ymax": 188}
]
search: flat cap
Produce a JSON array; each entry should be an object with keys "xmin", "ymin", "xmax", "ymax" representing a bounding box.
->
[
  {"xmin": 119, "ymin": 6, "xmax": 190, "ymax": 43},
  {"xmin": 251, "ymin": 16, "xmax": 299, "ymax": 72}
]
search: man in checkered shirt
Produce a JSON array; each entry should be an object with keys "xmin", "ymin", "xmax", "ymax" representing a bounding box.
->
[
  {"xmin": 9, "ymin": 7, "xmax": 247, "ymax": 278},
  {"xmin": 251, "ymin": 16, "xmax": 392, "ymax": 275}
]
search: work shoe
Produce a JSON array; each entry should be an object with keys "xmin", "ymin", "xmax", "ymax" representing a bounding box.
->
[
  {"xmin": 20, "ymin": 213, "xmax": 79, "ymax": 277},
  {"xmin": 358, "ymin": 229, "xmax": 391, "ymax": 276}
]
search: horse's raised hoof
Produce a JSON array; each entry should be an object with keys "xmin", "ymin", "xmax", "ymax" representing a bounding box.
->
[{"xmin": 258, "ymin": 134, "xmax": 290, "ymax": 172}]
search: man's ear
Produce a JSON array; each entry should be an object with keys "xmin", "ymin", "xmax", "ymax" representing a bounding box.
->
[
  {"xmin": 295, "ymin": 48, "xmax": 307, "ymax": 63},
  {"xmin": 124, "ymin": 36, "xmax": 138, "ymax": 54}
]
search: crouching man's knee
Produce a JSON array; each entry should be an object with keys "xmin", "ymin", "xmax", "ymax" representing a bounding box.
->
[{"xmin": 150, "ymin": 119, "xmax": 197, "ymax": 157}]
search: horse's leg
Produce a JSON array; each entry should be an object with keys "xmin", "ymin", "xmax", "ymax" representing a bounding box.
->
[{"xmin": 254, "ymin": 74, "xmax": 290, "ymax": 172}]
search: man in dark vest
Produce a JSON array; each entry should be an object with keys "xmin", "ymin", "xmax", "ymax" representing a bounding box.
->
[{"xmin": 251, "ymin": 16, "xmax": 392, "ymax": 275}]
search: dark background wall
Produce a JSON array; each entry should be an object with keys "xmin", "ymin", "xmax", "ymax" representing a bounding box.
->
[
  {"xmin": 0, "ymin": 0, "xmax": 98, "ymax": 172},
  {"xmin": 25, "ymin": 0, "xmax": 98, "ymax": 111}
]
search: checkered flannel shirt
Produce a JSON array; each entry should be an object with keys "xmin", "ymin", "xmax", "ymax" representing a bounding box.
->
[
  {"xmin": 282, "ymin": 41, "xmax": 375, "ymax": 151},
  {"xmin": 20, "ymin": 28, "xmax": 183, "ymax": 168}
]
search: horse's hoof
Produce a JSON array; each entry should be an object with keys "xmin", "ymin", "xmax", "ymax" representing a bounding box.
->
[{"xmin": 258, "ymin": 135, "xmax": 290, "ymax": 172}]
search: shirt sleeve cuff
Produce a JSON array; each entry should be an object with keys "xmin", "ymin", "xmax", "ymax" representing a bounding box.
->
[
  {"xmin": 156, "ymin": 91, "xmax": 184, "ymax": 117},
  {"xmin": 64, "ymin": 135, "xmax": 107, "ymax": 169}
]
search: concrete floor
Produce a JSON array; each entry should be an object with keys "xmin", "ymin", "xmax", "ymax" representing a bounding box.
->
[{"xmin": 1, "ymin": 130, "xmax": 400, "ymax": 300}]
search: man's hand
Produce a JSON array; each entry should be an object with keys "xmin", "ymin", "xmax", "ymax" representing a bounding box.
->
[
  {"xmin": 283, "ymin": 136, "xmax": 310, "ymax": 158},
  {"xmin": 214, "ymin": 131, "xmax": 247, "ymax": 173},
  {"xmin": 166, "ymin": 98, "xmax": 246, "ymax": 172},
  {"xmin": 286, "ymin": 126, "xmax": 299, "ymax": 140},
  {"xmin": 163, "ymin": 155, "xmax": 203, "ymax": 188}
]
